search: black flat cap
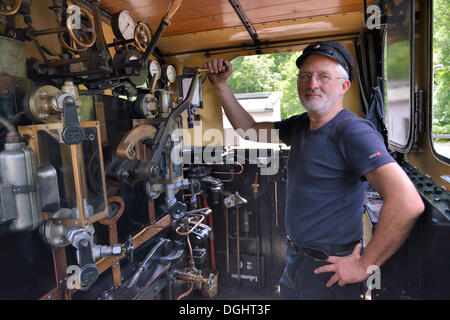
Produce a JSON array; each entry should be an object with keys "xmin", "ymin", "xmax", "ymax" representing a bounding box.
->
[{"xmin": 296, "ymin": 41, "xmax": 355, "ymax": 82}]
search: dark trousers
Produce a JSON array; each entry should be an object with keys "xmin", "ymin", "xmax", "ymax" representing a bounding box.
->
[{"xmin": 279, "ymin": 247, "xmax": 363, "ymax": 300}]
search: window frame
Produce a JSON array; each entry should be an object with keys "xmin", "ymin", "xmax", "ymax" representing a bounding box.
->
[
  {"xmin": 429, "ymin": 0, "xmax": 450, "ymax": 164},
  {"xmin": 382, "ymin": 0, "xmax": 417, "ymax": 154}
]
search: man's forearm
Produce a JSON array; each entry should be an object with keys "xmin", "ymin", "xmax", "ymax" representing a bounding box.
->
[
  {"xmin": 359, "ymin": 200, "xmax": 421, "ymax": 270},
  {"xmin": 213, "ymin": 82, "xmax": 256, "ymax": 132},
  {"xmin": 361, "ymin": 163, "xmax": 424, "ymax": 271}
]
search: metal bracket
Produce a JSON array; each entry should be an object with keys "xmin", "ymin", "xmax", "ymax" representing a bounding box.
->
[
  {"xmin": 11, "ymin": 184, "xmax": 39, "ymax": 194},
  {"xmin": 228, "ymin": 0, "xmax": 262, "ymax": 54}
]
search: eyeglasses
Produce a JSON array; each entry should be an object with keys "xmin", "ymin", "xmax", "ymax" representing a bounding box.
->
[{"xmin": 297, "ymin": 72, "xmax": 346, "ymax": 85}]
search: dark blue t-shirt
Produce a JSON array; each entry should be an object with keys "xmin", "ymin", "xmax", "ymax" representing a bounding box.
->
[{"xmin": 274, "ymin": 109, "xmax": 395, "ymax": 245}]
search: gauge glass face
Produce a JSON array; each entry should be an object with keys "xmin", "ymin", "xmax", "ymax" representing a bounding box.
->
[
  {"xmin": 118, "ymin": 11, "xmax": 137, "ymax": 40},
  {"xmin": 149, "ymin": 61, "xmax": 161, "ymax": 78},
  {"xmin": 166, "ymin": 65, "xmax": 176, "ymax": 83}
]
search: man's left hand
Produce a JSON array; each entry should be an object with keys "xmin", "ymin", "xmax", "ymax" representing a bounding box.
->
[{"xmin": 313, "ymin": 243, "xmax": 369, "ymax": 287}]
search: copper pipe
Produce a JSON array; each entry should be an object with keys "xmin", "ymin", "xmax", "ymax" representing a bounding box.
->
[
  {"xmin": 213, "ymin": 162, "xmax": 244, "ymax": 183},
  {"xmin": 175, "ymin": 214, "xmax": 206, "ymax": 236},
  {"xmin": 176, "ymin": 282, "xmax": 194, "ymax": 300},
  {"xmin": 148, "ymin": 200, "xmax": 156, "ymax": 224}
]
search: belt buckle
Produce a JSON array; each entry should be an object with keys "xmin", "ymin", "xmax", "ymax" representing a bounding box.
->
[{"xmin": 287, "ymin": 239, "xmax": 301, "ymax": 254}]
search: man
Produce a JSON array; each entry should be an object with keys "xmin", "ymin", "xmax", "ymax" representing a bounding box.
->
[{"xmin": 203, "ymin": 41, "xmax": 424, "ymax": 299}]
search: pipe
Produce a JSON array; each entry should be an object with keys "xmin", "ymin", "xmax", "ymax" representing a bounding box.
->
[
  {"xmin": 253, "ymin": 173, "xmax": 261, "ymax": 289},
  {"xmin": 223, "ymin": 193, "xmax": 230, "ymax": 285},
  {"xmin": 235, "ymin": 192, "xmax": 241, "ymax": 285},
  {"xmin": 0, "ymin": 116, "xmax": 19, "ymax": 143},
  {"xmin": 203, "ymin": 196, "xmax": 216, "ymax": 270}
]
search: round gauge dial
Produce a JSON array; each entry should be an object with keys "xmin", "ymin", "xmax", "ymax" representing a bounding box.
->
[
  {"xmin": 112, "ymin": 10, "xmax": 137, "ymax": 40},
  {"xmin": 148, "ymin": 61, "xmax": 161, "ymax": 78},
  {"xmin": 161, "ymin": 64, "xmax": 177, "ymax": 83}
]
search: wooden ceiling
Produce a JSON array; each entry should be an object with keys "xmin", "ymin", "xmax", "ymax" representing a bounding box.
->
[
  {"xmin": 101, "ymin": 0, "xmax": 364, "ymax": 36},
  {"xmin": 99, "ymin": 0, "xmax": 365, "ymax": 55}
]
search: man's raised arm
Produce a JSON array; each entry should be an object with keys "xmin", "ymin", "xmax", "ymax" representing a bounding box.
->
[{"xmin": 204, "ymin": 59, "xmax": 277, "ymax": 143}]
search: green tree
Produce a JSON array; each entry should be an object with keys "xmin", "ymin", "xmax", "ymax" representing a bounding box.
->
[
  {"xmin": 228, "ymin": 55, "xmax": 280, "ymax": 93},
  {"xmin": 228, "ymin": 51, "xmax": 305, "ymax": 119},
  {"xmin": 432, "ymin": 0, "xmax": 450, "ymax": 138}
]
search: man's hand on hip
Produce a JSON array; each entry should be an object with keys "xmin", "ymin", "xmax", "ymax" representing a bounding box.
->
[{"xmin": 313, "ymin": 243, "xmax": 370, "ymax": 287}]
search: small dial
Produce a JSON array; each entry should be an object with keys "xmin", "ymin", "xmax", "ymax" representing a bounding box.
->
[
  {"xmin": 149, "ymin": 61, "xmax": 161, "ymax": 78},
  {"xmin": 161, "ymin": 64, "xmax": 176, "ymax": 83},
  {"xmin": 112, "ymin": 10, "xmax": 137, "ymax": 41}
]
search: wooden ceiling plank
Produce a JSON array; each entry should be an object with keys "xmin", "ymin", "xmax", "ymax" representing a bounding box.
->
[
  {"xmin": 243, "ymin": 0, "xmax": 364, "ymax": 18},
  {"xmin": 135, "ymin": 4, "xmax": 236, "ymax": 23},
  {"xmin": 251, "ymin": 6, "xmax": 363, "ymax": 25},
  {"xmin": 240, "ymin": 0, "xmax": 363, "ymax": 10},
  {"xmin": 102, "ymin": 0, "xmax": 227, "ymax": 17},
  {"xmin": 153, "ymin": 12, "xmax": 244, "ymax": 36}
]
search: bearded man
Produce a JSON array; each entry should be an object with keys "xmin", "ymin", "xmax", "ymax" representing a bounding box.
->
[{"xmin": 203, "ymin": 41, "xmax": 423, "ymax": 300}]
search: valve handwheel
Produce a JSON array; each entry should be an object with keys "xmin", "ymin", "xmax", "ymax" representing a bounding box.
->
[
  {"xmin": 0, "ymin": 0, "xmax": 22, "ymax": 16},
  {"xmin": 59, "ymin": 6, "xmax": 96, "ymax": 52},
  {"xmin": 134, "ymin": 21, "xmax": 153, "ymax": 52}
]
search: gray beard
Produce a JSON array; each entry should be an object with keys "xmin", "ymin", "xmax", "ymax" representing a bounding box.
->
[
  {"xmin": 299, "ymin": 87, "xmax": 342, "ymax": 115},
  {"xmin": 300, "ymin": 94, "xmax": 338, "ymax": 115}
]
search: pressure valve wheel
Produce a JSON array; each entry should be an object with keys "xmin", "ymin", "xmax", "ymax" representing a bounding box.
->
[
  {"xmin": 59, "ymin": 6, "xmax": 96, "ymax": 52},
  {"xmin": 134, "ymin": 21, "xmax": 153, "ymax": 52}
]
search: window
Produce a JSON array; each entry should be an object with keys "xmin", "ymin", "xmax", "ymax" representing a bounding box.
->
[
  {"xmin": 431, "ymin": 0, "xmax": 450, "ymax": 162},
  {"xmin": 224, "ymin": 51, "xmax": 304, "ymax": 149},
  {"xmin": 383, "ymin": 0, "xmax": 414, "ymax": 152}
]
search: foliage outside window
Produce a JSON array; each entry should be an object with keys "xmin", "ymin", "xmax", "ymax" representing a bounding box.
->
[
  {"xmin": 432, "ymin": 0, "xmax": 450, "ymax": 160},
  {"xmin": 228, "ymin": 51, "xmax": 305, "ymax": 119}
]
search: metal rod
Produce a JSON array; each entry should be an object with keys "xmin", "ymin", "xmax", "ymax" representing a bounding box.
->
[
  {"xmin": 235, "ymin": 192, "xmax": 241, "ymax": 285},
  {"xmin": 140, "ymin": 21, "xmax": 168, "ymax": 64},
  {"xmin": 31, "ymin": 27, "xmax": 67, "ymax": 36},
  {"xmin": 255, "ymin": 195, "xmax": 261, "ymax": 289},
  {"xmin": 274, "ymin": 181, "xmax": 278, "ymax": 227},
  {"xmin": 228, "ymin": 235, "xmax": 258, "ymax": 241},
  {"xmin": 228, "ymin": 0, "xmax": 261, "ymax": 53},
  {"xmin": 224, "ymin": 196, "xmax": 230, "ymax": 286}
]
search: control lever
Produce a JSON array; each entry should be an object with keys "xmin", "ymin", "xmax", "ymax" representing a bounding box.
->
[
  {"xmin": 66, "ymin": 227, "xmax": 98, "ymax": 288},
  {"xmin": 60, "ymin": 95, "xmax": 85, "ymax": 145},
  {"xmin": 148, "ymin": 70, "xmax": 201, "ymax": 177},
  {"xmin": 126, "ymin": 238, "xmax": 170, "ymax": 288}
]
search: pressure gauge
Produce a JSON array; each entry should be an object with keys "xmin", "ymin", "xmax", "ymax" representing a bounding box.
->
[
  {"xmin": 161, "ymin": 64, "xmax": 177, "ymax": 83},
  {"xmin": 112, "ymin": 10, "xmax": 137, "ymax": 40},
  {"xmin": 148, "ymin": 61, "xmax": 161, "ymax": 79}
]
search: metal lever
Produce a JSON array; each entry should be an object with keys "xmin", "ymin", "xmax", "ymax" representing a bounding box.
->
[
  {"xmin": 66, "ymin": 228, "xmax": 99, "ymax": 287},
  {"xmin": 148, "ymin": 71, "xmax": 201, "ymax": 177},
  {"xmin": 60, "ymin": 95, "xmax": 85, "ymax": 145},
  {"xmin": 126, "ymin": 238, "xmax": 170, "ymax": 288}
]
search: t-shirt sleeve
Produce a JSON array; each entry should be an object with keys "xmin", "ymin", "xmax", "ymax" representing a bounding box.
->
[
  {"xmin": 274, "ymin": 114, "xmax": 305, "ymax": 146},
  {"xmin": 341, "ymin": 120, "xmax": 395, "ymax": 178}
]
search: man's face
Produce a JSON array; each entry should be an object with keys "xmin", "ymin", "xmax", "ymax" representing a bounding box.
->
[{"xmin": 297, "ymin": 54, "xmax": 350, "ymax": 114}]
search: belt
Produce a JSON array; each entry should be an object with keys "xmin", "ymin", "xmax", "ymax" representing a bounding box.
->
[{"xmin": 286, "ymin": 237, "xmax": 361, "ymax": 258}]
